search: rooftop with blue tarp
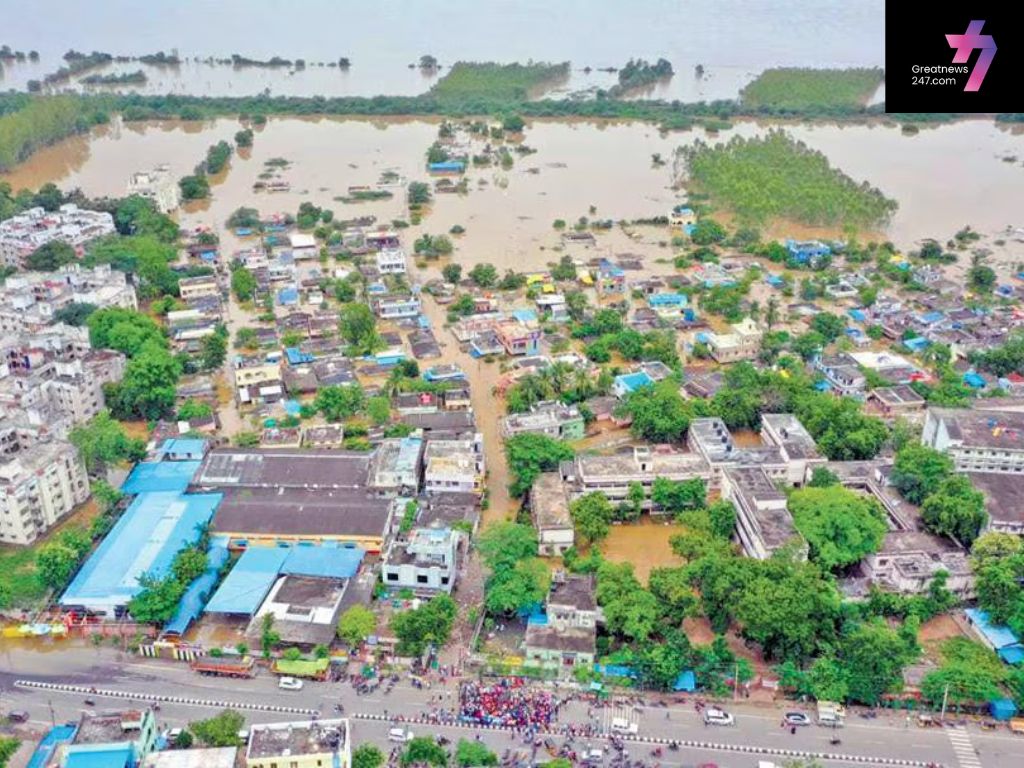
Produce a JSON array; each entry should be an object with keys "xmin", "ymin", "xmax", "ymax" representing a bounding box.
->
[
  {"xmin": 966, "ymin": 608, "xmax": 1023, "ymax": 663},
  {"xmin": 963, "ymin": 372, "xmax": 986, "ymax": 388},
  {"xmin": 428, "ymin": 160, "xmax": 465, "ymax": 173},
  {"xmin": 65, "ymin": 747, "xmax": 133, "ymax": 768},
  {"xmin": 163, "ymin": 545, "xmax": 230, "ymax": 636},
  {"xmin": 27, "ymin": 725, "xmax": 77, "ymax": 768},
  {"xmin": 154, "ymin": 439, "xmax": 208, "ymax": 462},
  {"xmin": 285, "ymin": 347, "xmax": 315, "ymax": 365},
  {"xmin": 205, "ymin": 544, "xmax": 364, "ymax": 615},
  {"xmin": 614, "ymin": 370, "xmax": 653, "ymax": 395},
  {"xmin": 512, "ymin": 309, "xmax": 537, "ymax": 323},
  {"xmin": 903, "ymin": 337, "xmax": 930, "ymax": 353},
  {"xmin": 595, "ymin": 664, "xmax": 637, "ymax": 679},
  {"xmin": 60, "ymin": 490, "xmax": 222, "ymax": 613},
  {"xmin": 277, "ymin": 287, "xmax": 299, "ymax": 305},
  {"xmin": 648, "ymin": 292, "xmax": 687, "ymax": 307},
  {"xmin": 848, "ymin": 309, "xmax": 867, "ymax": 323},
  {"xmin": 120, "ymin": 461, "xmax": 201, "ymax": 495},
  {"xmin": 673, "ymin": 670, "xmax": 696, "ymax": 692}
]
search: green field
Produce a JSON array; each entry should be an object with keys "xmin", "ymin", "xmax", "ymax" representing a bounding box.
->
[
  {"xmin": 680, "ymin": 130, "xmax": 897, "ymax": 227},
  {"xmin": 429, "ymin": 61, "xmax": 570, "ymax": 102},
  {"xmin": 740, "ymin": 68, "xmax": 884, "ymax": 112},
  {"xmin": 0, "ymin": 545, "xmax": 47, "ymax": 608}
]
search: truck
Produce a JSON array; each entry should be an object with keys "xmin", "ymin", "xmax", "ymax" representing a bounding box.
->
[
  {"xmin": 816, "ymin": 701, "xmax": 846, "ymax": 727},
  {"xmin": 1010, "ymin": 717, "xmax": 1024, "ymax": 735},
  {"xmin": 190, "ymin": 655, "xmax": 256, "ymax": 678}
]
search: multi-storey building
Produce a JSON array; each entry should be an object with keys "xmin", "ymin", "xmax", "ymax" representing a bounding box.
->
[
  {"xmin": 127, "ymin": 166, "xmax": 180, "ymax": 213},
  {"xmin": 502, "ymin": 400, "xmax": 585, "ymax": 441},
  {"xmin": 0, "ymin": 205, "xmax": 115, "ymax": 269},
  {"xmin": 381, "ymin": 525, "xmax": 461, "ymax": 594},
  {"xmin": 530, "ymin": 472, "xmax": 574, "ymax": 556},
  {"xmin": 0, "ymin": 264, "xmax": 136, "ymax": 333},
  {"xmin": 922, "ymin": 407, "xmax": 1024, "ymax": 474},
  {"xmin": 561, "ymin": 446, "xmax": 711, "ymax": 506},
  {"xmin": 0, "ymin": 430, "xmax": 89, "ymax": 545},
  {"xmin": 759, "ymin": 413, "xmax": 826, "ymax": 486},
  {"xmin": 706, "ymin": 318, "xmax": 762, "ymax": 363},
  {"xmin": 246, "ymin": 719, "xmax": 350, "ymax": 768},
  {"xmin": 722, "ymin": 466, "xmax": 807, "ymax": 561},
  {"xmin": 423, "ymin": 435, "xmax": 485, "ymax": 495}
]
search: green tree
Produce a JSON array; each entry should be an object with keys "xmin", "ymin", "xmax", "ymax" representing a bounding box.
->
[
  {"xmin": 788, "ymin": 486, "xmax": 888, "ymax": 571},
  {"xmin": 648, "ymin": 566, "xmax": 698, "ymax": 625},
  {"xmin": 172, "ymin": 730, "xmax": 194, "ymax": 749},
  {"xmin": 172, "ymin": 548, "xmax": 208, "ymax": 584},
  {"xmin": 53, "ymin": 301, "xmax": 98, "ymax": 326},
  {"xmin": 178, "ymin": 399, "xmax": 214, "ymax": 421},
  {"xmin": 840, "ymin": 619, "xmax": 917, "ymax": 704},
  {"xmin": 570, "ymin": 492, "xmax": 615, "ymax": 545},
  {"xmin": 337, "ymin": 605, "xmax": 377, "ymax": 646},
  {"xmin": 36, "ymin": 543, "xmax": 81, "ymax": 589},
  {"xmin": 967, "ymin": 254, "xmax": 996, "ymax": 294},
  {"xmin": 367, "ymin": 396, "xmax": 391, "ymax": 425},
  {"xmin": 456, "ymin": 740, "xmax": 497, "ymax": 767},
  {"xmin": 401, "ymin": 737, "xmax": 448, "ymax": 767},
  {"xmin": 408, "ymin": 181, "xmax": 432, "ymax": 206},
  {"xmin": 596, "ymin": 562, "xmax": 659, "ymax": 641},
  {"xmin": 200, "ymin": 331, "xmax": 227, "ymax": 371},
  {"xmin": 235, "ymin": 128, "xmax": 254, "ymax": 148},
  {"xmin": 340, "ymin": 303, "xmax": 382, "ymax": 354},
  {"xmin": 622, "ymin": 381, "xmax": 691, "ymax": 443},
  {"xmin": 505, "ymin": 433, "xmax": 574, "ymax": 497},
  {"xmin": 442, "ymin": 263, "xmax": 462, "ymax": 284},
  {"xmin": 690, "ymin": 218, "xmax": 727, "ymax": 245},
  {"xmin": 478, "ymin": 522, "xmax": 538, "ymax": 570},
  {"xmin": 87, "ymin": 307, "xmax": 165, "ymax": 356},
  {"xmin": 27, "ymin": 240, "xmax": 76, "ymax": 270},
  {"xmin": 190, "ymin": 710, "xmax": 245, "ymax": 747},
  {"xmin": 810, "ymin": 312, "xmax": 846, "ymax": 343},
  {"xmin": 314, "ymin": 384, "xmax": 366, "ymax": 421},
  {"xmin": 707, "ymin": 499, "xmax": 737, "ymax": 539},
  {"xmin": 891, "ymin": 445, "xmax": 954, "ymax": 504},
  {"xmin": 807, "ymin": 657, "xmax": 849, "ymax": 702},
  {"xmin": 353, "ymin": 745, "xmax": 385, "ymax": 768},
  {"xmin": 651, "ymin": 477, "xmax": 706, "ymax": 514},
  {"xmin": 390, "ymin": 594, "xmax": 457, "ymax": 656},
  {"xmin": 107, "ymin": 343, "xmax": 181, "ymax": 420},
  {"xmin": 179, "ymin": 174, "xmax": 210, "ymax": 200},
  {"xmin": 468, "ymin": 263, "xmax": 498, "ymax": 288},
  {"xmin": 920, "ymin": 638, "xmax": 1007, "ymax": 709},
  {"xmin": 0, "ymin": 738, "xmax": 21, "ymax": 768},
  {"xmin": 921, "ymin": 475, "xmax": 987, "ymax": 546},
  {"xmin": 808, "ymin": 466, "xmax": 840, "ymax": 487},
  {"xmin": 501, "ymin": 115, "xmax": 525, "ymax": 133},
  {"xmin": 69, "ymin": 410, "xmax": 146, "ymax": 473},
  {"xmin": 128, "ymin": 573, "xmax": 187, "ymax": 624},
  {"xmin": 791, "ymin": 330, "xmax": 826, "ymax": 360},
  {"xmin": 231, "ymin": 266, "xmax": 257, "ymax": 301}
]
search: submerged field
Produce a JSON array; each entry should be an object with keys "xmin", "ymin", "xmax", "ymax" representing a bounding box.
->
[
  {"xmin": 679, "ymin": 129, "xmax": 898, "ymax": 228},
  {"xmin": 740, "ymin": 67, "xmax": 884, "ymax": 112},
  {"xmin": 429, "ymin": 61, "xmax": 571, "ymax": 101}
]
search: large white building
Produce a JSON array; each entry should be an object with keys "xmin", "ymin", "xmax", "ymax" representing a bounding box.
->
[
  {"xmin": 128, "ymin": 166, "xmax": 180, "ymax": 213},
  {"xmin": 922, "ymin": 407, "xmax": 1024, "ymax": 474},
  {"xmin": 0, "ymin": 430, "xmax": 90, "ymax": 545},
  {"xmin": 423, "ymin": 435, "xmax": 485, "ymax": 494},
  {"xmin": 0, "ymin": 264, "xmax": 136, "ymax": 333},
  {"xmin": 723, "ymin": 466, "xmax": 807, "ymax": 561},
  {"xmin": 382, "ymin": 526, "xmax": 461, "ymax": 593},
  {"xmin": 0, "ymin": 205, "xmax": 115, "ymax": 269}
]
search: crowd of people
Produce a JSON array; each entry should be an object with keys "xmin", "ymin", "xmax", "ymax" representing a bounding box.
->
[{"xmin": 460, "ymin": 679, "xmax": 563, "ymax": 728}]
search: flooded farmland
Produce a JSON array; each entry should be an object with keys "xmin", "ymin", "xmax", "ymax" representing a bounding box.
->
[
  {"xmin": 599, "ymin": 517, "xmax": 689, "ymax": 584},
  {"xmin": 5, "ymin": 116, "xmax": 1024, "ymax": 267}
]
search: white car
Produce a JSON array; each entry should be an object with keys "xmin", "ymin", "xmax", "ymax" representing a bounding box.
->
[
  {"xmin": 278, "ymin": 676, "xmax": 304, "ymax": 691},
  {"xmin": 611, "ymin": 717, "xmax": 638, "ymax": 735},
  {"xmin": 582, "ymin": 749, "xmax": 604, "ymax": 764},
  {"xmin": 703, "ymin": 708, "xmax": 735, "ymax": 726},
  {"xmin": 388, "ymin": 728, "xmax": 414, "ymax": 743}
]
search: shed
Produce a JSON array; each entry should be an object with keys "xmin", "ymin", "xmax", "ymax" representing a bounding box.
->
[
  {"xmin": 673, "ymin": 670, "xmax": 697, "ymax": 692},
  {"xmin": 990, "ymin": 698, "xmax": 1018, "ymax": 721}
]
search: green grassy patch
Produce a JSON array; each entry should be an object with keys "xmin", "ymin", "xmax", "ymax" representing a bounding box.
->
[
  {"xmin": 680, "ymin": 129, "xmax": 897, "ymax": 228},
  {"xmin": 430, "ymin": 62, "xmax": 569, "ymax": 102},
  {"xmin": 0, "ymin": 545, "xmax": 47, "ymax": 607},
  {"xmin": 740, "ymin": 68, "xmax": 884, "ymax": 112}
]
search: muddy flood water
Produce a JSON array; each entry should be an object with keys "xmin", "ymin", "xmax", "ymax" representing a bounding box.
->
[
  {"xmin": 599, "ymin": 517, "xmax": 688, "ymax": 584},
  {"xmin": 0, "ymin": 1, "xmax": 883, "ymax": 102},
  {"xmin": 5, "ymin": 116, "xmax": 1024, "ymax": 264}
]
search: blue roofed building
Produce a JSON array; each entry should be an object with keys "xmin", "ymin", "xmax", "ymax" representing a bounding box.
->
[
  {"xmin": 162, "ymin": 545, "xmax": 229, "ymax": 637},
  {"xmin": 27, "ymin": 725, "xmax": 77, "ymax": 768},
  {"xmin": 965, "ymin": 608, "xmax": 1024, "ymax": 665},
  {"xmin": 647, "ymin": 292, "xmax": 688, "ymax": 318},
  {"xmin": 55, "ymin": 710, "xmax": 157, "ymax": 768},
  {"xmin": 428, "ymin": 160, "xmax": 465, "ymax": 173},
  {"xmin": 785, "ymin": 239, "xmax": 831, "ymax": 266},
  {"xmin": 152, "ymin": 438, "xmax": 209, "ymax": 462},
  {"xmin": 613, "ymin": 370, "xmax": 654, "ymax": 399}
]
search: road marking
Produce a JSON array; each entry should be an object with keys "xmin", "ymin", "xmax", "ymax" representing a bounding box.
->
[
  {"xmin": 947, "ymin": 726, "xmax": 983, "ymax": 768},
  {"xmin": 14, "ymin": 680, "xmax": 317, "ymax": 717}
]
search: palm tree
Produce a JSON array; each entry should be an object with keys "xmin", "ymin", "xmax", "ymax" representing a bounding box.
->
[{"xmin": 765, "ymin": 296, "xmax": 779, "ymax": 330}]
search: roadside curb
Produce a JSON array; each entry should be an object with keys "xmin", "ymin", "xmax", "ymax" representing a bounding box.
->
[
  {"xmin": 13, "ymin": 679, "xmax": 317, "ymax": 717},
  {"xmin": 348, "ymin": 714, "xmax": 943, "ymax": 767}
]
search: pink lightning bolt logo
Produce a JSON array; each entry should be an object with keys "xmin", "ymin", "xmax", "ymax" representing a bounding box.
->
[{"xmin": 946, "ymin": 20, "xmax": 996, "ymax": 92}]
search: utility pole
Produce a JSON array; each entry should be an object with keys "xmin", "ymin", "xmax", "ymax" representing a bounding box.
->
[
  {"xmin": 733, "ymin": 663, "xmax": 739, "ymax": 701},
  {"xmin": 48, "ymin": 698, "xmax": 55, "ymax": 727},
  {"xmin": 940, "ymin": 682, "xmax": 950, "ymax": 722}
]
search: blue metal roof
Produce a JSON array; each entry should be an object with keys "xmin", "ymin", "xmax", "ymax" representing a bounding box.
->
[
  {"xmin": 61, "ymin": 491, "xmax": 222, "ymax": 609},
  {"xmin": 27, "ymin": 726, "xmax": 77, "ymax": 768},
  {"xmin": 966, "ymin": 608, "xmax": 1021, "ymax": 650},
  {"xmin": 615, "ymin": 371, "xmax": 654, "ymax": 392},
  {"xmin": 121, "ymin": 461, "xmax": 201, "ymax": 494},
  {"xmin": 65, "ymin": 747, "xmax": 132, "ymax": 768},
  {"xmin": 285, "ymin": 347, "xmax": 315, "ymax": 365},
  {"xmin": 428, "ymin": 160, "xmax": 465, "ymax": 172},
  {"xmin": 673, "ymin": 670, "xmax": 697, "ymax": 692},
  {"xmin": 163, "ymin": 545, "xmax": 230, "ymax": 636},
  {"xmin": 205, "ymin": 545, "xmax": 365, "ymax": 615},
  {"xmin": 156, "ymin": 439, "xmax": 208, "ymax": 461}
]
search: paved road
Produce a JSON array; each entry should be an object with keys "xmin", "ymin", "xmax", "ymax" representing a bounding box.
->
[{"xmin": 3, "ymin": 650, "xmax": 1024, "ymax": 767}]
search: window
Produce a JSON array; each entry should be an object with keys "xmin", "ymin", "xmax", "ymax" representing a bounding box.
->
[
  {"xmin": 386, "ymin": 573, "xmax": 399, "ymax": 581},
  {"xmin": 417, "ymin": 574, "xmax": 429, "ymax": 584}
]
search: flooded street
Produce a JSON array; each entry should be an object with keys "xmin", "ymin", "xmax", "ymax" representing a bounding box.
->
[
  {"xmin": 599, "ymin": 516, "xmax": 688, "ymax": 583},
  {"xmin": 0, "ymin": 1, "xmax": 883, "ymax": 102},
  {"xmin": 5, "ymin": 117, "xmax": 1024, "ymax": 264}
]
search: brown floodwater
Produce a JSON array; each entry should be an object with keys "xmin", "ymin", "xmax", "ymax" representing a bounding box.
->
[
  {"xmin": 599, "ymin": 516, "xmax": 688, "ymax": 584},
  {"xmin": 6, "ymin": 116, "xmax": 1024, "ymax": 270}
]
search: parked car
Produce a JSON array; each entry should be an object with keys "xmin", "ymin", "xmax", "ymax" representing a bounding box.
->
[
  {"xmin": 7, "ymin": 711, "xmax": 29, "ymax": 723},
  {"xmin": 703, "ymin": 708, "xmax": 735, "ymax": 726},
  {"xmin": 784, "ymin": 712, "xmax": 811, "ymax": 727},
  {"xmin": 388, "ymin": 728, "xmax": 414, "ymax": 743},
  {"xmin": 611, "ymin": 717, "xmax": 638, "ymax": 735},
  {"xmin": 582, "ymin": 749, "xmax": 604, "ymax": 764},
  {"xmin": 278, "ymin": 676, "xmax": 304, "ymax": 691}
]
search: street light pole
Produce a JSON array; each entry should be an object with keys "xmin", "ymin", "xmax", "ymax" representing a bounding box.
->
[
  {"xmin": 48, "ymin": 698, "xmax": 55, "ymax": 727},
  {"xmin": 940, "ymin": 682, "xmax": 950, "ymax": 722}
]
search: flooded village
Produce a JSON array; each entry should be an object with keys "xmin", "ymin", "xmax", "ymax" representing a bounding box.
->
[{"xmin": 2, "ymin": 4, "xmax": 1024, "ymax": 768}]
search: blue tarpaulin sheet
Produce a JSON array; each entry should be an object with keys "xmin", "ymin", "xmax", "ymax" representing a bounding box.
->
[
  {"xmin": 121, "ymin": 461, "xmax": 201, "ymax": 494},
  {"xmin": 163, "ymin": 545, "xmax": 229, "ymax": 635},
  {"xmin": 673, "ymin": 670, "xmax": 697, "ymax": 692}
]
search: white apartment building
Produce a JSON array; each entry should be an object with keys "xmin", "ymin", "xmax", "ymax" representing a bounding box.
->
[
  {"xmin": 0, "ymin": 264, "xmax": 136, "ymax": 333},
  {"xmin": 0, "ymin": 434, "xmax": 90, "ymax": 545},
  {"xmin": 563, "ymin": 446, "xmax": 711, "ymax": 506},
  {"xmin": 0, "ymin": 205, "xmax": 115, "ymax": 269},
  {"xmin": 530, "ymin": 472, "xmax": 574, "ymax": 556},
  {"xmin": 177, "ymin": 275, "xmax": 221, "ymax": 302},
  {"xmin": 381, "ymin": 526, "xmax": 460, "ymax": 593},
  {"xmin": 372, "ymin": 295, "xmax": 421, "ymax": 319},
  {"xmin": 922, "ymin": 407, "xmax": 1024, "ymax": 474},
  {"xmin": 127, "ymin": 166, "xmax": 180, "ymax": 213},
  {"xmin": 723, "ymin": 466, "xmax": 807, "ymax": 561},
  {"xmin": 375, "ymin": 247, "xmax": 407, "ymax": 275},
  {"xmin": 423, "ymin": 435, "xmax": 485, "ymax": 494},
  {"xmin": 706, "ymin": 318, "xmax": 762, "ymax": 363},
  {"xmin": 760, "ymin": 413, "xmax": 827, "ymax": 486}
]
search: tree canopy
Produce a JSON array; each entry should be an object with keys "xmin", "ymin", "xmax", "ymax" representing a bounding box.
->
[
  {"xmin": 505, "ymin": 433, "xmax": 574, "ymax": 497},
  {"xmin": 189, "ymin": 710, "xmax": 245, "ymax": 747},
  {"xmin": 390, "ymin": 593, "xmax": 457, "ymax": 656},
  {"xmin": 788, "ymin": 486, "xmax": 887, "ymax": 571}
]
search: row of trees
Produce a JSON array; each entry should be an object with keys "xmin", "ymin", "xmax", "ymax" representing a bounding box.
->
[{"xmin": 891, "ymin": 445, "xmax": 987, "ymax": 545}]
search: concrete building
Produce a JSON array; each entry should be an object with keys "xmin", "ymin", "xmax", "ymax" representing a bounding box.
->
[
  {"xmin": 502, "ymin": 401, "xmax": 585, "ymax": 441},
  {"xmin": 759, "ymin": 413, "xmax": 826, "ymax": 486},
  {"xmin": 423, "ymin": 436, "xmax": 485, "ymax": 495},
  {"xmin": 249, "ymin": 574, "xmax": 349, "ymax": 647},
  {"xmin": 382, "ymin": 526, "xmax": 461, "ymax": 594},
  {"xmin": 143, "ymin": 749, "xmax": 237, "ymax": 768},
  {"xmin": 234, "ymin": 356, "xmax": 284, "ymax": 404},
  {"xmin": 530, "ymin": 472, "xmax": 574, "ymax": 556},
  {"xmin": 706, "ymin": 318, "xmax": 762, "ymax": 363},
  {"xmin": 57, "ymin": 710, "xmax": 158, "ymax": 768},
  {"xmin": 177, "ymin": 274, "xmax": 221, "ymax": 302},
  {"xmin": 964, "ymin": 471, "xmax": 1024, "ymax": 535},
  {"xmin": 562, "ymin": 446, "xmax": 711, "ymax": 506},
  {"xmin": 0, "ymin": 264, "xmax": 137, "ymax": 333},
  {"xmin": 869, "ymin": 385, "xmax": 927, "ymax": 418},
  {"xmin": 372, "ymin": 295, "xmax": 421, "ymax": 319},
  {"xmin": 814, "ymin": 354, "xmax": 867, "ymax": 396},
  {"xmin": 0, "ymin": 205, "xmax": 115, "ymax": 269},
  {"xmin": 246, "ymin": 719, "xmax": 350, "ymax": 768},
  {"xmin": 0, "ymin": 434, "xmax": 89, "ymax": 545},
  {"xmin": 546, "ymin": 572, "xmax": 598, "ymax": 629},
  {"xmin": 722, "ymin": 466, "xmax": 807, "ymax": 560},
  {"xmin": 369, "ymin": 436, "xmax": 424, "ymax": 494},
  {"xmin": 375, "ymin": 247, "xmax": 407, "ymax": 275},
  {"xmin": 922, "ymin": 407, "xmax": 1024, "ymax": 475},
  {"xmin": 288, "ymin": 233, "xmax": 319, "ymax": 260},
  {"xmin": 686, "ymin": 417, "xmax": 788, "ymax": 487},
  {"xmin": 523, "ymin": 573, "xmax": 598, "ymax": 676},
  {"xmin": 862, "ymin": 530, "xmax": 973, "ymax": 596},
  {"xmin": 128, "ymin": 166, "xmax": 180, "ymax": 213}
]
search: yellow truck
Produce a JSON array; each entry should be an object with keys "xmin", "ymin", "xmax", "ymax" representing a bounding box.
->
[{"xmin": 1010, "ymin": 717, "xmax": 1024, "ymax": 735}]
